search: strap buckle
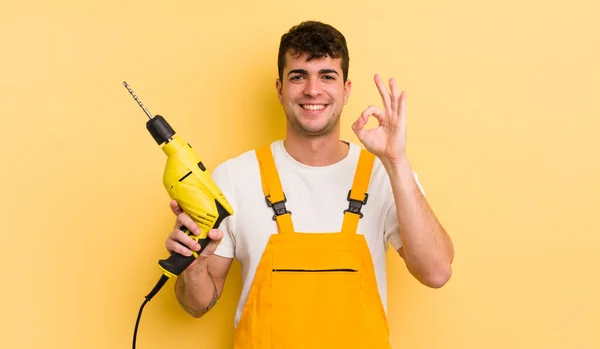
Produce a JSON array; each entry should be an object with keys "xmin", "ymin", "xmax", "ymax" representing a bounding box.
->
[
  {"xmin": 344, "ymin": 190, "xmax": 368, "ymax": 219},
  {"xmin": 266, "ymin": 193, "xmax": 292, "ymax": 220}
]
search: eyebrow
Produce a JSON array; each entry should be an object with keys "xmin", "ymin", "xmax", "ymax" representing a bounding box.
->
[{"xmin": 287, "ymin": 69, "xmax": 340, "ymax": 76}]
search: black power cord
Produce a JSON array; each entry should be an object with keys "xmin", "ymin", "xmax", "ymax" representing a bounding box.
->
[{"xmin": 133, "ymin": 275, "xmax": 170, "ymax": 349}]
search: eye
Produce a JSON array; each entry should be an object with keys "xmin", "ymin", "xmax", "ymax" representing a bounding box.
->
[
  {"xmin": 290, "ymin": 75, "xmax": 305, "ymax": 81},
  {"xmin": 322, "ymin": 75, "xmax": 336, "ymax": 81}
]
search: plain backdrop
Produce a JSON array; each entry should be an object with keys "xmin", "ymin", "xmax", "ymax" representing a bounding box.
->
[{"xmin": 1, "ymin": 0, "xmax": 598, "ymax": 348}]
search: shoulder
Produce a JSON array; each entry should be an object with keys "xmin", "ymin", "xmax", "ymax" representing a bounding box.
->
[
  {"xmin": 212, "ymin": 141, "xmax": 281, "ymax": 182},
  {"xmin": 342, "ymin": 140, "xmax": 363, "ymax": 163}
]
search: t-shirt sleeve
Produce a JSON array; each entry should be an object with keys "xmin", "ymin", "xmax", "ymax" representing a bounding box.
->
[
  {"xmin": 383, "ymin": 171, "xmax": 426, "ymax": 251},
  {"xmin": 211, "ymin": 161, "xmax": 236, "ymax": 259}
]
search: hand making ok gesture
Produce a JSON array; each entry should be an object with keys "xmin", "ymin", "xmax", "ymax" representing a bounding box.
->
[{"xmin": 352, "ymin": 74, "xmax": 407, "ymax": 166}]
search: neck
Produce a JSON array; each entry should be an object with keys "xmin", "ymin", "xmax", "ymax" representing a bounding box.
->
[{"xmin": 283, "ymin": 129, "xmax": 349, "ymax": 167}]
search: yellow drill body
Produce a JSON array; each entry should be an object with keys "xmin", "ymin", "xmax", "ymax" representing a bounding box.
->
[
  {"xmin": 159, "ymin": 135, "xmax": 234, "ymax": 277},
  {"xmin": 122, "ymin": 81, "xmax": 233, "ymax": 279}
]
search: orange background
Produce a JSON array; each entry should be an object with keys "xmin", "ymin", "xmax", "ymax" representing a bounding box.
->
[{"xmin": 1, "ymin": 0, "xmax": 599, "ymax": 348}]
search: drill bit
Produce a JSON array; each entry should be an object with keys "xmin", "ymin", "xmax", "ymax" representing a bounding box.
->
[{"xmin": 123, "ymin": 81, "xmax": 154, "ymax": 119}]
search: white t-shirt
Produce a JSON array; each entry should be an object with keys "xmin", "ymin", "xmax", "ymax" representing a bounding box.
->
[{"xmin": 212, "ymin": 140, "xmax": 424, "ymax": 328}]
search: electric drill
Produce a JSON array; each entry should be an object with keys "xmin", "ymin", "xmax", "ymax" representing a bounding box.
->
[{"xmin": 123, "ymin": 82, "xmax": 234, "ymax": 348}]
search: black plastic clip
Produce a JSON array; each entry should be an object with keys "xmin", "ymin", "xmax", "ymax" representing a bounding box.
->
[
  {"xmin": 344, "ymin": 190, "xmax": 368, "ymax": 218},
  {"xmin": 266, "ymin": 194, "xmax": 292, "ymax": 220}
]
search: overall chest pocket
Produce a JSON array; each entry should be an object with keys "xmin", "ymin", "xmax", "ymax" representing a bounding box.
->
[{"xmin": 271, "ymin": 249, "xmax": 364, "ymax": 349}]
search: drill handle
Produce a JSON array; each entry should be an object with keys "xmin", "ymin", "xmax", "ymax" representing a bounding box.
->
[{"xmin": 158, "ymin": 226, "xmax": 211, "ymax": 277}]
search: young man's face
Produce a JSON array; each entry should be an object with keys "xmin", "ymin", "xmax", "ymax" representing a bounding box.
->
[{"xmin": 276, "ymin": 51, "xmax": 351, "ymax": 137}]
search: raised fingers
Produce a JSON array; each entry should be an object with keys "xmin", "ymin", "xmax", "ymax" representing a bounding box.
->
[
  {"xmin": 389, "ymin": 77, "xmax": 399, "ymax": 113},
  {"xmin": 374, "ymin": 74, "xmax": 392, "ymax": 111},
  {"xmin": 399, "ymin": 90, "xmax": 406, "ymax": 120}
]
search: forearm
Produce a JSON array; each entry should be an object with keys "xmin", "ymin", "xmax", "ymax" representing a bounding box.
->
[
  {"xmin": 174, "ymin": 262, "xmax": 219, "ymax": 318},
  {"xmin": 382, "ymin": 156, "xmax": 454, "ymax": 288}
]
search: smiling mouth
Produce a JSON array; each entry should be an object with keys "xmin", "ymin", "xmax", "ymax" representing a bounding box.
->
[{"xmin": 300, "ymin": 104, "xmax": 327, "ymax": 111}]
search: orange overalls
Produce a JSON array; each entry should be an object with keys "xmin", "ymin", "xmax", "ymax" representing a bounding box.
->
[{"xmin": 233, "ymin": 144, "xmax": 391, "ymax": 349}]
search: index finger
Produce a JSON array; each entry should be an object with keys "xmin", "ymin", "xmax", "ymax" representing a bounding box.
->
[
  {"xmin": 177, "ymin": 212, "xmax": 201, "ymax": 236},
  {"xmin": 374, "ymin": 74, "xmax": 391, "ymax": 111},
  {"xmin": 170, "ymin": 200, "xmax": 183, "ymax": 215}
]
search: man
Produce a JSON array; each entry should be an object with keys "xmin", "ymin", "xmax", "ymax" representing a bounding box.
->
[{"xmin": 165, "ymin": 21, "xmax": 454, "ymax": 348}]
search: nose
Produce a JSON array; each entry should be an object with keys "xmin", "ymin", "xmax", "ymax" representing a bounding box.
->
[{"xmin": 303, "ymin": 77, "xmax": 321, "ymax": 98}]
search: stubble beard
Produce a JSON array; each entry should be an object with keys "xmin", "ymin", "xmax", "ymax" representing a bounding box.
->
[{"xmin": 286, "ymin": 107, "xmax": 341, "ymax": 138}]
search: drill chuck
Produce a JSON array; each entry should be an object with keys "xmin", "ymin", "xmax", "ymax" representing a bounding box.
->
[{"xmin": 146, "ymin": 115, "xmax": 176, "ymax": 145}]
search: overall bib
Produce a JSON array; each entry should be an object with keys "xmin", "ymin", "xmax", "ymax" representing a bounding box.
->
[{"xmin": 233, "ymin": 145, "xmax": 391, "ymax": 349}]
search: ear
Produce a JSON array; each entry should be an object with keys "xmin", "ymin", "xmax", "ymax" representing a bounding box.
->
[
  {"xmin": 343, "ymin": 79, "xmax": 352, "ymax": 105},
  {"xmin": 276, "ymin": 79, "xmax": 283, "ymax": 105}
]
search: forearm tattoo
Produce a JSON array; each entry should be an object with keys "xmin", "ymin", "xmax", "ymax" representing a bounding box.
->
[{"xmin": 176, "ymin": 276, "xmax": 219, "ymax": 318}]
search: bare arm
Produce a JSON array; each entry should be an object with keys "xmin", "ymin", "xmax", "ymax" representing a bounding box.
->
[
  {"xmin": 175, "ymin": 254, "xmax": 233, "ymax": 318},
  {"xmin": 384, "ymin": 158, "xmax": 454, "ymax": 288},
  {"xmin": 352, "ymin": 74, "xmax": 454, "ymax": 288}
]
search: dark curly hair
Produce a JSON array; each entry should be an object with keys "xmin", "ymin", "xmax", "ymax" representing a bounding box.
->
[{"xmin": 277, "ymin": 21, "xmax": 349, "ymax": 82}]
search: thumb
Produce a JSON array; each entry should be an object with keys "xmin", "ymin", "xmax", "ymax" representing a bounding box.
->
[
  {"xmin": 199, "ymin": 229, "xmax": 224, "ymax": 257},
  {"xmin": 208, "ymin": 228, "xmax": 224, "ymax": 241}
]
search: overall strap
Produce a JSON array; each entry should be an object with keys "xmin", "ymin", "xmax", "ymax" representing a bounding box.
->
[
  {"xmin": 256, "ymin": 144, "xmax": 295, "ymax": 234},
  {"xmin": 341, "ymin": 149, "xmax": 376, "ymax": 234}
]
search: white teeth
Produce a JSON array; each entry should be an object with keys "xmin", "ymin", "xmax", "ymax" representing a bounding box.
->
[{"xmin": 302, "ymin": 104, "xmax": 325, "ymax": 110}]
